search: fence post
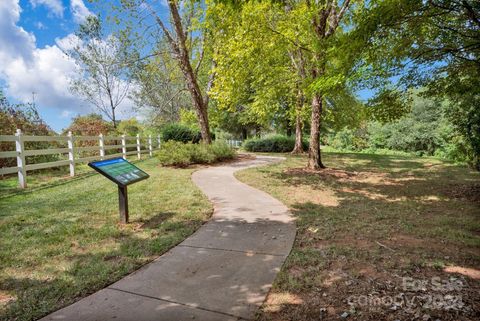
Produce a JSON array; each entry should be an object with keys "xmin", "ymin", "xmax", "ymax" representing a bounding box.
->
[
  {"xmin": 99, "ymin": 134, "xmax": 105, "ymax": 160},
  {"xmin": 121, "ymin": 134, "xmax": 127, "ymax": 159},
  {"xmin": 136, "ymin": 134, "xmax": 141, "ymax": 160},
  {"xmin": 148, "ymin": 135, "xmax": 153, "ymax": 156},
  {"xmin": 15, "ymin": 129, "xmax": 27, "ymax": 188},
  {"xmin": 157, "ymin": 135, "xmax": 161, "ymax": 149},
  {"xmin": 67, "ymin": 131, "xmax": 75, "ymax": 177}
]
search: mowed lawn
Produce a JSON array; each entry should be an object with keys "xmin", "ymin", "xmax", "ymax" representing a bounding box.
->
[
  {"xmin": 237, "ymin": 152, "xmax": 480, "ymax": 321},
  {"xmin": 0, "ymin": 158, "xmax": 212, "ymax": 321}
]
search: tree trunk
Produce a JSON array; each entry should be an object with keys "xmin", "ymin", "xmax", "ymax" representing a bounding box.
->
[
  {"xmin": 194, "ymin": 103, "xmax": 211, "ymax": 144},
  {"xmin": 241, "ymin": 128, "xmax": 247, "ymax": 140},
  {"xmin": 307, "ymin": 94, "xmax": 325, "ymax": 169},
  {"xmin": 286, "ymin": 126, "xmax": 292, "ymax": 137},
  {"xmin": 292, "ymin": 88, "xmax": 304, "ymax": 154},
  {"xmin": 291, "ymin": 113, "xmax": 303, "ymax": 154},
  {"xmin": 175, "ymin": 43, "xmax": 211, "ymax": 143},
  {"xmin": 167, "ymin": 1, "xmax": 211, "ymax": 143},
  {"xmin": 111, "ymin": 107, "xmax": 117, "ymax": 129}
]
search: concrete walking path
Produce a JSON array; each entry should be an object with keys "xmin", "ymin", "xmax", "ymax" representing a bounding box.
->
[{"xmin": 40, "ymin": 156, "xmax": 296, "ymax": 321}]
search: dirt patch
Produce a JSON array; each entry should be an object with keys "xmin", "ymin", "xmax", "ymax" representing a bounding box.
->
[
  {"xmin": 0, "ymin": 292, "xmax": 15, "ymax": 305},
  {"xmin": 263, "ymin": 292, "xmax": 304, "ymax": 313},
  {"xmin": 283, "ymin": 167, "xmax": 408, "ymax": 187},
  {"xmin": 285, "ymin": 167, "xmax": 359, "ymax": 180},
  {"xmin": 241, "ymin": 154, "xmax": 480, "ymax": 321},
  {"xmin": 286, "ymin": 185, "xmax": 339, "ymax": 207},
  {"xmin": 444, "ymin": 266, "xmax": 480, "ymax": 280},
  {"xmin": 441, "ymin": 183, "xmax": 480, "ymax": 202}
]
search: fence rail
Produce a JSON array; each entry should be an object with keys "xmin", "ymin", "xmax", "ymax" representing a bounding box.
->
[
  {"xmin": 226, "ymin": 140, "xmax": 243, "ymax": 148},
  {"xmin": 0, "ymin": 129, "xmax": 161, "ymax": 188}
]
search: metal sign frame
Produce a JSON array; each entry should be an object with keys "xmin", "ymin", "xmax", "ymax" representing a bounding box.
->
[
  {"xmin": 88, "ymin": 157, "xmax": 149, "ymax": 187},
  {"xmin": 88, "ymin": 157, "xmax": 149, "ymax": 223}
]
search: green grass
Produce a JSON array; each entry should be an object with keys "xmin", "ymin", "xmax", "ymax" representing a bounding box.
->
[
  {"xmin": 237, "ymin": 152, "xmax": 480, "ymax": 321},
  {"xmin": 0, "ymin": 163, "xmax": 94, "ymax": 198},
  {"xmin": 0, "ymin": 158, "xmax": 212, "ymax": 321}
]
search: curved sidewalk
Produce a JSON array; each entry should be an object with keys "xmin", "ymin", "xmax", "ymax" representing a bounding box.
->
[{"xmin": 40, "ymin": 155, "xmax": 296, "ymax": 321}]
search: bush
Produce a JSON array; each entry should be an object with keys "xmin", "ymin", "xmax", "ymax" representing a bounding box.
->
[
  {"xmin": 161, "ymin": 123, "xmax": 216, "ymax": 144},
  {"xmin": 156, "ymin": 141, "xmax": 235, "ymax": 166},
  {"xmin": 243, "ymin": 135, "xmax": 308, "ymax": 152},
  {"xmin": 1, "ymin": 91, "xmax": 59, "ymax": 168},
  {"xmin": 161, "ymin": 123, "xmax": 200, "ymax": 143}
]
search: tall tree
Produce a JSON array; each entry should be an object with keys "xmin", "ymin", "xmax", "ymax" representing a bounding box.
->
[
  {"xmin": 130, "ymin": 41, "xmax": 190, "ymax": 125},
  {"xmin": 376, "ymin": 0, "xmax": 480, "ymax": 169},
  {"xmin": 289, "ymin": 49, "xmax": 308, "ymax": 154},
  {"xmin": 209, "ymin": 2, "xmax": 300, "ymax": 139},
  {"xmin": 303, "ymin": 0, "xmax": 353, "ymax": 169},
  {"xmin": 67, "ymin": 16, "xmax": 131, "ymax": 128},
  {"xmin": 121, "ymin": 0, "xmax": 214, "ymax": 143}
]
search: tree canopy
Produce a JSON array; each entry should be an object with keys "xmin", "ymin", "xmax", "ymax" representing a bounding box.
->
[{"xmin": 80, "ymin": 0, "xmax": 480, "ymax": 170}]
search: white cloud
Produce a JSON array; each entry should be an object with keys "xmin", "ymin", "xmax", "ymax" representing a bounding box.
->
[
  {"xmin": 70, "ymin": 0, "xmax": 93, "ymax": 24},
  {"xmin": 0, "ymin": 1, "xmax": 83, "ymax": 114},
  {"xmin": 0, "ymin": 0, "xmax": 134, "ymax": 129},
  {"xmin": 0, "ymin": 0, "xmax": 36, "ymax": 64},
  {"xmin": 30, "ymin": 0, "xmax": 64, "ymax": 18},
  {"xmin": 55, "ymin": 33, "xmax": 82, "ymax": 51},
  {"xmin": 35, "ymin": 21, "xmax": 46, "ymax": 29}
]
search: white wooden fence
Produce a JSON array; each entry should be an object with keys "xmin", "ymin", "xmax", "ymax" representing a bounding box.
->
[
  {"xmin": 0, "ymin": 129, "xmax": 161, "ymax": 188},
  {"xmin": 225, "ymin": 140, "xmax": 243, "ymax": 148}
]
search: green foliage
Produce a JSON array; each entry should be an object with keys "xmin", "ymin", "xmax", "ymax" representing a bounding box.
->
[
  {"xmin": 161, "ymin": 123, "xmax": 201, "ymax": 144},
  {"xmin": 364, "ymin": 1, "xmax": 480, "ymax": 169},
  {"xmin": 117, "ymin": 118, "xmax": 144, "ymax": 136},
  {"xmin": 208, "ymin": 2, "xmax": 298, "ymax": 129},
  {"xmin": 244, "ymin": 135, "xmax": 309, "ymax": 153},
  {"xmin": 0, "ymin": 90, "xmax": 58, "ymax": 168},
  {"xmin": 64, "ymin": 114, "xmax": 115, "ymax": 157},
  {"xmin": 330, "ymin": 128, "xmax": 368, "ymax": 151},
  {"xmin": 64, "ymin": 114, "xmax": 114, "ymax": 136},
  {"xmin": 131, "ymin": 44, "xmax": 189, "ymax": 126},
  {"xmin": 328, "ymin": 93, "xmax": 471, "ymax": 163},
  {"xmin": 366, "ymin": 89, "xmax": 411, "ymax": 123},
  {"xmin": 156, "ymin": 141, "xmax": 235, "ymax": 166},
  {"xmin": 440, "ymin": 71, "xmax": 480, "ymax": 170}
]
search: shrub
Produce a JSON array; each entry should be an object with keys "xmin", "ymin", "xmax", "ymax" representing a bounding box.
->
[
  {"xmin": 1, "ymin": 91, "xmax": 59, "ymax": 168},
  {"xmin": 330, "ymin": 128, "xmax": 368, "ymax": 151},
  {"xmin": 243, "ymin": 135, "xmax": 309, "ymax": 152},
  {"xmin": 209, "ymin": 140, "xmax": 236, "ymax": 160},
  {"xmin": 161, "ymin": 123, "xmax": 200, "ymax": 143},
  {"xmin": 160, "ymin": 123, "xmax": 215, "ymax": 144},
  {"xmin": 156, "ymin": 141, "xmax": 235, "ymax": 166}
]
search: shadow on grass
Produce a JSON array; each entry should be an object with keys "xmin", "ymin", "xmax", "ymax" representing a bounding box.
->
[
  {"xmin": 0, "ymin": 216, "xmax": 203, "ymax": 321},
  {"xmin": 0, "ymin": 171, "xmax": 97, "ymax": 200},
  {"xmin": 138, "ymin": 212, "xmax": 176, "ymax": 229},
  {"xmin": 269, "ymin": 152, "xmax": 478, "ymax": 203}
]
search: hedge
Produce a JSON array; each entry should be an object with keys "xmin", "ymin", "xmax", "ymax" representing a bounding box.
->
[{"xmin": 243, "ymin": 135, "xmax": 309, "ymax": 152}]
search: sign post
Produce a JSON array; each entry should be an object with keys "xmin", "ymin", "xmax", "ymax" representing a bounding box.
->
[
  {"xmin": 88, "ymin": 158, "xmax": 149, "ymax": 223},
  {"xmin": 118, "ymin": 185, "xmax": 129, "ymax": 223}
]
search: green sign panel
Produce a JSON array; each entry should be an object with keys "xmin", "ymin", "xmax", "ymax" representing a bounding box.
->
[{"xmin": 88, "ymin": 157, "xmax": 149, "ymax": 186}]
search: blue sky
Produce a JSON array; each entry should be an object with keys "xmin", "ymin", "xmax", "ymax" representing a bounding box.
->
[{"xmin": 0, "ymin": 0, "xmax": 139, "ymax": 132}]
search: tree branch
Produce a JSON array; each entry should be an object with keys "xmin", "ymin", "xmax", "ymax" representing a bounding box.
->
[{"xmin": 325, "ymin": 0, "xmax": 351, "ymax": 37}]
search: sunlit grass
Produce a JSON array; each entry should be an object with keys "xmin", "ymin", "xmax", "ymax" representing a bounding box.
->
[{"xmin": 0, "ymin": 158, "xmax": 212, "ymax": 321}]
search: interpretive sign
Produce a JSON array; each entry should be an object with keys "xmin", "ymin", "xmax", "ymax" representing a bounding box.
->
[{"xmin": 88, "ymin": 158, "xmax": 149, "ymax": 223}]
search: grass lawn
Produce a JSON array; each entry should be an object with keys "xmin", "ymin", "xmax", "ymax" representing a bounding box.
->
[
  {"xmin": 0, "ymin": 158, "xmax": 212, "ymax": 321},
  {"xmin": 236, "ymin": 152, "xmax": 480, "ymax": 321}
]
